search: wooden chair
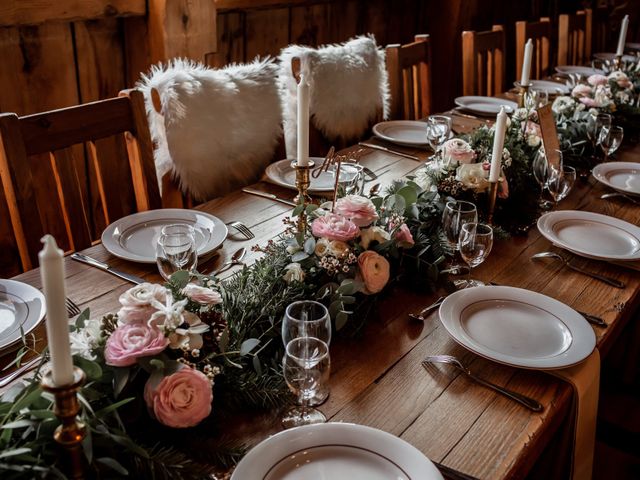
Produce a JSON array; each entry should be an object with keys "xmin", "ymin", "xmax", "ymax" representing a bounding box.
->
[
  {"xmin": 587, "ymin": 6, "xmax": 611, "ymax": 54},
  {"xmin": 462, "ymin": 25, "xmax": 506, "ymax": 97},
  {"xmin": 558, "ymin": 11, "xmax": 588, "ymax": 66},
  {"xmin": 0, "ymin": 90, "xmax": 161, "ymax": 272},
  {"xmin": 386, "ymin": 34, "xmax": 433, "ymax": 120},
  {"xmin": 516, "ymin": 18, "xmax": 553, "ymax": 80}
]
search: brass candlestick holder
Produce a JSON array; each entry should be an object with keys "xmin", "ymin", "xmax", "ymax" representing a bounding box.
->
[
  {"xmin": 292, "ymin": 160, "xmax": 315, "ymax": 233},
  {"xmin": 41, "ymin": 366, "xmax": 87, "ymax": 480},
  {"xmin": 487, "ymin": 180, "xmax": 499, "ymax": 225},
  {"xmin": 514, "ymin": 81, "xmax": 532, "ymax": 109},
  {"xmin": 613, "ymin": 54, "xmax": 623, "ymax": 71}
]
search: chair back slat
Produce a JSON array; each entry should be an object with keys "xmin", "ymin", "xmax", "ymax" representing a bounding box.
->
[
  {"xmin": 386, "ymin": 34, "xmax": 433, "ymax": 120},
  {"xmin": 558, "ymin": 11, "xmax": 588, "ymax": 65},
  {"xmin": 0, "ymin": 186, "xmax": 22, "ymax": 277},
  {"xmin": 462, "ymin": 26, "xmax": 506, "ymax": 97},
  {"xmin": 516, "ymin": 17, "xmax": 552, "ymax": 80},
  {"xmin": 589, "ymin": 7, "xmax": 610, "ymax": 53}
]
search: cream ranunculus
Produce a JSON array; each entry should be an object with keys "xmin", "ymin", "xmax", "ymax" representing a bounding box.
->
[
  {"xmin": 283, "ymin": 263, "xmax": 305, "ymax": 284},
  {"xmin": 455, "ymin": 163, "xmax": 490, "ymax": 192},
  {"xmin": 314, "ymin": 238, "xmax": 331, "ymax": 257},
  {"xmin": 328, "ymin": 240, "xmax": 350, "ymax": 257},
  {"xmin": 359, "ymin": 226, "xmax": 391, "ymax": 249},
  {"xmin": 118, "ymin": 283, "xmax": 169, "ymax": 324}
]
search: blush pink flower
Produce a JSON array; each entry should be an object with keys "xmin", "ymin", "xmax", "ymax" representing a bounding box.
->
[
  {"xmin": 182, "ymin": 284, "xmax": 222, "ymax": 305},
  {"xmin": 587, "ymin": 74, "xmax": 608, "ymax": 87},
  {"xmin": 571, "ymin": 84, "xmax": 592, "ymax": 98},
  {"xmin": 334, "ymin": 195, "xmax": 379, "ymax": 227},
  {"xmin": 117, "ymin": 283, "xmax": 168, "ymax": 324},
  {"xmin": 144, "ymin": 367, "xmax": 212, "ymax": 428},
  {"xmin": 104, "ymin": 323, "xmax": 169, "ymax": 367},
  {"xmin": 395, "ymin": 224, "xmax": 415, "ymax": 248},
  {"xmin": 579, "ymin": 97, "xmax": 599, "ymax": 108},
  {"xmin": 311, "ymin": 213, "xmax": 360, "ymax": 242},
  {"xmin": 358, "ymin": 251, "xmax": 390, "ymax": 294},
  {"xmin": 442, "ymin": 138, "xmax": 477, "ymax": 165}
]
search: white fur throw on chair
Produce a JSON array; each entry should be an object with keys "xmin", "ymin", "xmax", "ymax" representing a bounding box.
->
[
  {"xmin": 138, "ymin": 58, "xmax": 282, "ymax": 201},
  {"xmin": 278, "ymin": 35, "xmax": 390, "ymax": 158}
]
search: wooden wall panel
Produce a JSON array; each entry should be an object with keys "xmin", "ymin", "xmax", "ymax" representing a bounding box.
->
[
  {"xmin": 245, "ymin": 8, "xmax": 290, "ymax": 60},
  {"xmin": 209, "ymin": 11, "xmax": 245, "ymax": 67}
]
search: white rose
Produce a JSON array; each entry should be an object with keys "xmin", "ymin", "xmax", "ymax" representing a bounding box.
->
[
  {"xmin": 328, "ymin": 240, "xmax": 350, "ymax": 257},
  {"xmin": 360, "ymin": 226, "xmax": 391, "ymax": 249},
  {"xmin": 182, "ymin": 283, "xmax": 222, "ymax": 305},
  {"xmin": 527, "ymin": 134, "xmax": 541, "ymax": 147},
  {"xmin": 283, "ymin": 263, "xmax": 305, "ymax": 284},
  {"xmin": 455, "ymin": 163, "xmax": 490, "ymax": 192},
  {"xmin": 69, "ymin": 318, "xmax": 103, "ymax": 360},
  {"xmin": 315, "ymin": 238, "xmax": 331, "ymax": 257},
  {"xmin": 513, "ymin": 108, "xmax": 529, "ymax": 121},
  {"xmin": 118, "ymin": 283, "xmax": 168, "ymax": 324}
]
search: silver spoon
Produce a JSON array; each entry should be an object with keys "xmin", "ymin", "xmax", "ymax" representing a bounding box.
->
[
  {"xmin": 212, "ymin": 247, "xmax": 246, "ymax": 275},
  {"xmin": 422, "ymin": 355, "xmax": 543, "ymax": 412},
  {"xmin": 409, "ymin": 296, "xmax": 445, "ymax": 321},
  {"xmin": 531, "ymin": 251, "xmax": 625, "ymax": 288},
  {"xmin": 600, "ymin": 192, "xmax": 640, "ymax": 205}
]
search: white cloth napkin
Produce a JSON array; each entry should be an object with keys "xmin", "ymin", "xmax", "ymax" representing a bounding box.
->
[{"xmin": 551, "ymin": 348, "xmax": 600, "ymax": 480}]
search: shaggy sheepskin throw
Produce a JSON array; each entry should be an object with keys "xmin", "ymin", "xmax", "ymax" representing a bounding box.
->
[
  {"xmin": 138, "ymin": 58, "xmax": 282, "ymax": 201},
  {"xmin": 278, "ymin": 35, "xmax": 390, "ymax": 158}
]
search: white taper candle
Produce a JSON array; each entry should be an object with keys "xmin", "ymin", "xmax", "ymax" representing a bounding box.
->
[
  {"xmin": 616, "ymin": 15, "xmax": 629, "ymax": 57},
  {"xmin": 520, "ymin": 38, "xmax": 533, "ymax": 85},
  {"xmin": 39, "ymin": 235, "xmax": 74, "ymax": 386},
  {"xmin": 489, "ymin": 107, "xmax": 507, "ymax": 183},
  {"xmin": 296, "ymin": 74, "xmax": 310, "ymax": 167}
]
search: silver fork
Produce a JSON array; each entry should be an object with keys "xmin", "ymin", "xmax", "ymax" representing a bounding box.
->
[
  {"xmin": 226, "ymin": 221, "xmax": 255, "ymax": 240},
  {"xmin": 66, "ymin": 297, "xmax": 81, "ymax": 317},
  {"xmin": 422, "ymin": 355, "xmax": 544, "ymax": 412}
]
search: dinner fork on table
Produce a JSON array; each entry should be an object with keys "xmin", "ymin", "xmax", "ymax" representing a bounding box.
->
[
  {"xmin": 226, "ymin": 221, "xmax": 255, "ymax": 240},
  {"xmin": 66, "ymin": 297, "xmax": 81, "ymax": 317}
]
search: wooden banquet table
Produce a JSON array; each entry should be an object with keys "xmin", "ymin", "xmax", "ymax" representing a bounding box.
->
[{"xmin": 5, "ymin": 113, "xmax": 640, "ymax": 479}]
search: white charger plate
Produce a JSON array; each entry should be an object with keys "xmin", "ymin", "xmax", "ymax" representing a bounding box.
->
[
  {"xmin": 593, "ymin": 52, "xmax": 637, "ymax": 63},
  {"xmin": 626, "ymin": 42, "xmax": 640, "ymax": 51},
  {"xmin": 439, "ymin": 286, "xmax": 595, "ymax": 370},
  {"xmin": 0, "ymin": 280, "xmax": 46, "ymax": 353},
  {"xmin": 537, "ymin": 210, "xmax": 640, "ymax": 261},
  {"xmin": 372, "ymin": 120, "xmax": 430, "ymax": 146},
  {"xmin": 592, "ymin": 162, "xmax": 640, "ymax": 196},
  {"xmin": 101, "ymin": 209, "xmax": 227, "ymax": 263},
  {"xmin": 454, "ymin": 96, "xmax": 517, "ymax": 116},
  {"xmin": 231, "ymin": 423, "xmax": 443, "ymax": 480},
  {"xmin": 555, "ymin": 65, "xmax": 605, "ymax": 77},
  {"xmin": 265, "ymin": 158, "xmax": 336, "ymax": 193},
  {"xmin": 530, "ymin": 80, "xmax": 570, "ymax": 95}
]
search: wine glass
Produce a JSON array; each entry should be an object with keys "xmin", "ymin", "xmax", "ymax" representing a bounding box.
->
[
  {"xmin": 282, "ymin": 301, "xmax": 331, "ymax": 405},
  {"xmin": 426, "ymin": 115, "xmax": 452, "ymax": 152},
  {"xmin": 331, "ymin": 163, "xmax": 365, "ymax": 196},
  {"xmin": 458, "ymin": 223, "xmax": 494, "ymax": 288},
  {"xmin": 442, "ymin": 200, "xmax": 477, "ymax": 275},
  {"xmin": 548, "ymin": 165, "xmax": 576, "ymax": 208},
  {"xmin": 532, "ymin": 149, "xmax": 552, "ymax": 209},
  {"xmin": 156, "ymin": 225, "xmax": 198, "ymax": 281},
  {"xmin": 281, "ymin": 337, "xmax": 330, "ymax": 429},
  {"xmin": 525, "ymin": 89, "xmax": 548, "ymax": 109},
  {"xmin": 599, "ymin": 126, "xmax": 624, "ymax": 162},
  {"xmin": 587, "ymin": 113, "xmax": 612, "ymax": 160}
]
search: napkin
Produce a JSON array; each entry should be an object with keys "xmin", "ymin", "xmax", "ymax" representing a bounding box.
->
[{"xmin": 551, "ymin": 349, "xmax": 600, "ymax": 480}]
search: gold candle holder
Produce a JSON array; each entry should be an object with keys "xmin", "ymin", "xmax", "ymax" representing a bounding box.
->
[
  {"xmin": 292, "ymin": 160, "xmax": 315, "ymax": 233},
  {"xmin": 514, "ymin": 81, "xmax": 532, "ymax": 109},
  {"xmin": 487, "ymin": 180, "xmax": 499, "ymax": 225},
  {"xmin": 613, "ymin": 54, "xmax": 623, "ymax": 71},
  {"xmin": 41, "ymin": 365, "xmax": 87, "ymax": 480}
]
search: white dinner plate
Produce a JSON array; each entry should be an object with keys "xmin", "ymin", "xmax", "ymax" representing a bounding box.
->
[
  {"xmin": 265, "ymin": 158, "xmax": 337, "ymax": 193},
  {"xmin": 592, "ymin": 162, "xmax": 640, "ymax": 196},
  {"xmin": 439, "ymin": 286, "xmax": 595, "ymax": 370},
  {"xmin": 626, "ymin": 42, "xmax": 640, "ymax": 51},
  {"xmin": 593, "ymin": 52, "xmax": 637, "ymax": 63},
  {"xmin": 101, "ymin": 209, "xmax": 227, "ymax": 263},
  {"xmin": 537, "ymin": 210, "xmax": 640, "ymax": 261},
  {"xmin": 555, "ymin": 65, "xmax": 605, "ymax": 77},
  {"xmin": 0, "ymin": 280, "xmax": 46, "ymax": 353},
  {"xmin": 372, "ymin": 120, "xmax": 430, "ymax": 146},
  {"xmin": 231, "ymin": 423, "xmax": 443, "ymax": 480},
  {"xmin": 530, "ymin": 80, "xmax": 570, "ymax": 95},
  {"xmin": 454, "ymin": 96, "xmax": 517, "ymax": 116}
]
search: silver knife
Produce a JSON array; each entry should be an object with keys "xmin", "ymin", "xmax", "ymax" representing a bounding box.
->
[
  {"xmin": 358, "ymin": 142, "xmax": 420, "ymax": 161},
  {"xmin": 70, "ymin": 253, "xmax": 146, "ymax": 285},
  {"xmin": 242, "ymin": 188, "xmax": 297, "ymax": 207}
]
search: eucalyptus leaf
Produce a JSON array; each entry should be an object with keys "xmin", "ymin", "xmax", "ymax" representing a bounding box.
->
[
  {"xmin": 0, "ymin": 447, "xmax": 31, "ymax": 459},
  {"xmin": 252, "ymin": 355, "xmax": 263, "ymax": 376},
  {"xmin": 303, "ymin": 237, "xmax": 316, "ymax": 255},
  {"xmin": 335, "ymin": 311, "xmax": 349, "ymax": 331},
  {"xmin": 219, "ymin": 327, "xmax": 229, "ymax": 353},
  {"xmin": 73, "ymin": 356, "xmax": 102, "ymax": 381},
  {"xmin": 1, "ymin": 419, "xmax": 34, "ymax": 429},
  {"xmin": 292, "ymin": 204, "xmax": 304, "ymax": 217},
  {"xmin": 337, "ymin": 279, "xmax": 357, "ymax": 295},
  {"xmin": 291, "ymin": 251, "xmax": 309, "ymax": 262},
  {"xmin": 396, "ymin": 185, "xmax": 418, "ymax": 205},
  {"xmin": 74, "ymin": 308, "xmax": 90, "ymax": 330},
  {"xmin": 240, "ymin": 338, "xmax": 260, "ymax": 356},
  {"xmin": 149, "ymin": 359, "xmax": 165, "ymax": 371},
  {"xmin": 97, "ymin": 457, "xmax": 129, "ymax": 475},
  {"xmin": 113, "ymin": 367, "xmax": 130, "ymax": 398},
  {"xmin": 305, "ymin": 204, "xmax": 319, "ymax": 214},
  {"xmin": 169, "ymin": 270, "xmax": 191, "ymax": 289}
]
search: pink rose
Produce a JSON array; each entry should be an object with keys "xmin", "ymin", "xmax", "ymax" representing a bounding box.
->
[
  {"xmin": 334, "ymin": 195, "xmax": 379, "ymax": 227},
  {"xmin": 608, "ymin": 71, "xmax": 632, "ymax": 89},
  {"xmin": 587, "ymin": 74, "xmax": 608, "ymax": 87},
  {"xmin": 525, "ymin": 121, "xmax": 541, "ymax": 137},
  {"xmin": 311, "ymin": 213, "xmax": 360, "ymax": 242},
  {"xmin": 358, "ymin": 251, "xmax": 390, "ymax": 294},
  {"xmin": 182, "ymin": 284, "xmax": 222, "ymax": 305},
  {"xmin": 571, "ymin": 84, "xmax": 592, "ymax": 98},
  {"xmin": 579, "ymin": 97, "xmax": 599, "ymax": 108},
  {"xmin": 144, "ymin": 367, "xmax": 212, "ymax": 428},
  {"xmin": 395, "ymin": 224, "xmax": 415, "ymax": 248},
  {"xmin": 442, "ymin": 138, "xmax": 476, "ymax": 165},
  {"xmin": 104, "ymin": 323, "xmax": 169, "ymax": 367},
  {"xmin": 118, "ymin": 283, "xmax": 168, "ymax": 324}
]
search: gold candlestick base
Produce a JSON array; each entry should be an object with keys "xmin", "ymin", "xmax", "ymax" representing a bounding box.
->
[
  {"xmin": 613, "ymin": 54, "xmax": 623, "ymax": 71},
  {"xmin": 292, "ymin": 160, "xmax": 315, "ymax": 233},
  {"xmin": 487, "ymin": 181, "xmax": 499, "ymax": 225},
  {"xmin": 514, "ymin": 81, "xmax": 532, "ymax": 109},
  {"xmin": 41, "ymin": 366, "xmax": 87, "ymax": 480}
]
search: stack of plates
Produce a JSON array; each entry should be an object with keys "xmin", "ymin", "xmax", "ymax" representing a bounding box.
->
[
  {"xmin": 454, "ymin": 96, "xmax": 517, "ymax": 116},
  {"xmin": 0, "ymin": 280, "xmax": 46, "ymax": 353},
  {"xmin": 265, "ymin": 158, "xmax": 335, "ymax": 193},
  {"xmin": 592, "ymin": 162, "xmax": 640, "ymax": 197},
  {"xmin": 232, "ymin": 423, "xmax": 444, "ymax": 480}
]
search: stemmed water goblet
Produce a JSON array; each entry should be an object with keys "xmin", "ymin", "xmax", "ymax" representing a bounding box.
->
[
  {"xmin": 331, "ymin": 163, "xmax": 365, "ymax": 196},
  {"xmin": 586, "ymin": 113, "xmax": 612, "ymax": 160},
  {"xmin": 598, "ymin": 126, "xmax": 624, "ymax": 163},
  {"xmin": 532, "ymin": 149, "xmax": 552, "ymax": 209},
  {"xmin": 155, "ymin": 224, "xmax": 198, "ymax": 281},
  {"xmin": 442, "ymin": 200, "xmax": 477, "ymax": 275},
  {"xmin": 547, "ymin": 164, "xmax": 576, "ymax": 209},
  {"xmin": 525, "ymin": 89, "xmax": 548, "ymax": 109},
  {"xmin": 426, "ymin": 115, "xmax": 452, "ymax": 153},
  {"xmin": 281, "ymin": 336, "xmax": 330, "ymax": 429},
  {"xmin": 282, "ymin": 300, "xmax": 331, "ymax": 406},
  {"xmin": 458, "ymin": 223, "xmax": 494, "ymax": 288}
]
